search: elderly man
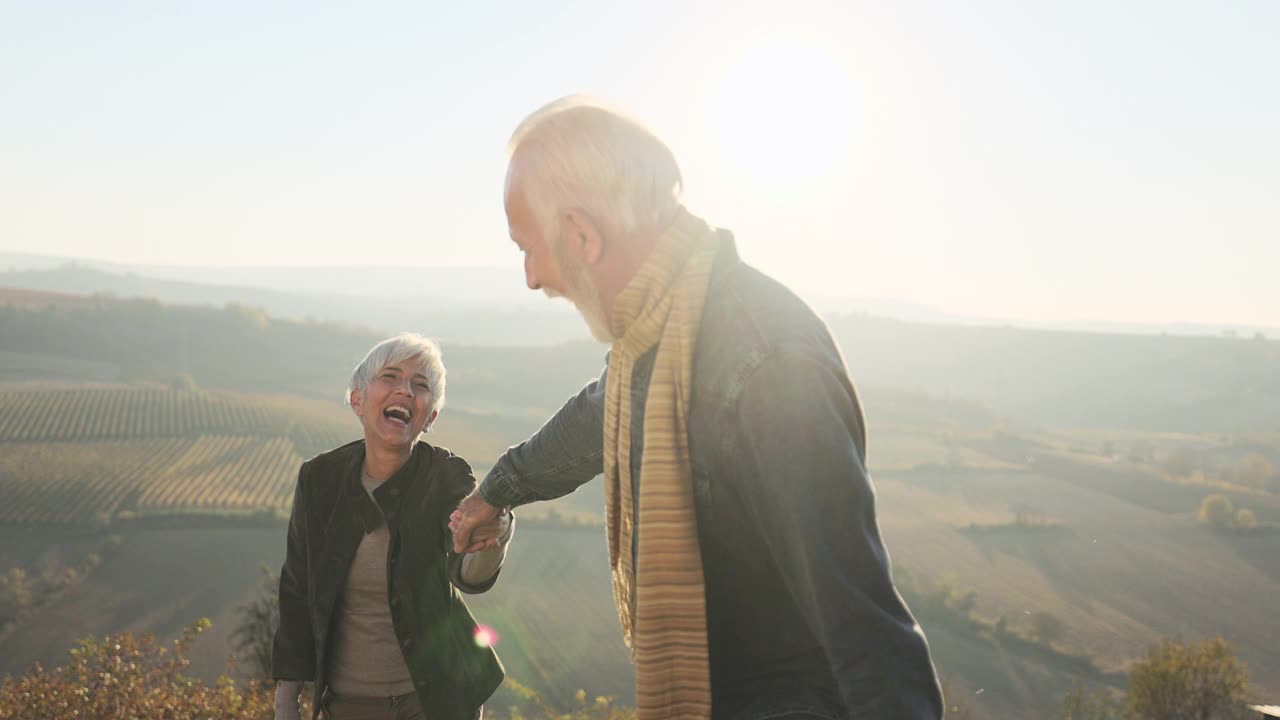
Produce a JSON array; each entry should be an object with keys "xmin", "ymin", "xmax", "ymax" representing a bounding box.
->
[{"xmin": 451, "ymin": 97, "xmax": 943, "ymax": 720}]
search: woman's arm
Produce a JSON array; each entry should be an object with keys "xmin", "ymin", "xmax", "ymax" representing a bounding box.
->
[
  {"xmin": 271, "ymin": 466, "xmax": 316, "ymax": 681},
  {"xmin": 440, "ymin": 453, "xmax": 514, "ymax": 593},
  {"xmin": 452, "ymin": 512, "xmax": 514, "ymax": 593}
]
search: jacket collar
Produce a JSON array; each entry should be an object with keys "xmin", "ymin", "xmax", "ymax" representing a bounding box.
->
[
  {"xmin": 708, "ymin": 229, "xmax": 741, "ymax": 296},
  {"xmin": 341, "ymin": 440, "xmax": 435, "ymax": 532}
]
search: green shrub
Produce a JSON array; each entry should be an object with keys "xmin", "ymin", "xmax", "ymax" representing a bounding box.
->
[
  {"xmin": 0, "ymin": 620, "xmax": 275, "ymax": 720},
  {"xmin": 1198, "ymin": 495, "xmax": 1234, "ymax": 529}
]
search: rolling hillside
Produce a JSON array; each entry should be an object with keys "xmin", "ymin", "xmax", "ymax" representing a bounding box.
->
[
  {"xmin": 4, "ymin": 455, "xmax": 1276, "ymax": 718},
  {"xmin": 3, "ymin": 287, "xmax": 1278, "ymax": 433},
  {"xmin": 0, "ymin": 385, "xmax": 348, "ymax": 525},
  {"xmin": 2, "ymin": 288, "xmax": 1279, "ymax": 717},
  {"xmin": 0, "ymin": 383, "xmax": 562, "ymax": 526}
]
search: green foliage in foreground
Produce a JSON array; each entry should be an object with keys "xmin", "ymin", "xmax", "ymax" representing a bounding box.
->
[
  {"xmin": 0, "ymin": 620, "xmax": 276, "ymax": 720},
  {"xmin": 1124, "ymin": 637, "xmax": 1249, "ymax": 720},
  {"xmin": 0, "ymin": 617, "xmax": 631, "ymax": 720},
  {"xmin": 0, "ymin": 614, "xmax": 1257, "ymax": 720}
]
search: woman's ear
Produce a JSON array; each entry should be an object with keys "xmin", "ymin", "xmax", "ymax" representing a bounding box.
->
[
  {"xmin": 557, "ymin": 209, "xmax": 605, "ymax": 265},
  {"xmin": 349, "ymin": 390, "xmax": 364, "ymax": 417}
]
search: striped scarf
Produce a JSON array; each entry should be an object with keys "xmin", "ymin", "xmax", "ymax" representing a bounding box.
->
[{"xmin": 603, "ymin": 208, "xmax": 720, "ymax": 720}]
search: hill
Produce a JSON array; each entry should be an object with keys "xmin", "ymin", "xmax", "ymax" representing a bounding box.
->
[
  {"xmin": 3, "ymin": 287, "xmax": 1278, "ymax": 434},
  {"xmin": 5, "ymin": 253, "xmax": 1278, "ymax": 340},
  {"xmin": 0, "ymin": 265, "xmax": 590, "ymax": 346},
  {"xmin": 5, "ymin": 456, "xmax": 1276, "ymax": 719},
  {"xmin": 1, "ymin": 384, "xmax": 1277, "ymax": 718},
  {"xmin": 0, "ymin": 255, "xmax": 539, "ymax": 308},
  {"xmin": 3, "ymin": 290, "xmax": 1280, "ymax": 718},
  {"xmin": 0, "ymin": 383, "xmax": 576, "ymax": 526},
  {"xmin": 0, "ymin": 385, "xmax": 348, "ymax": 525}
]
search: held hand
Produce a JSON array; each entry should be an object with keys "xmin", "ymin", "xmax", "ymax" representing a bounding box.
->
[
  {"xmin": 450, "ymin": 493, "xmax": 502, "ymax": 553},
  {"xmin": 460, "ymin": 511, "xmax": 510, "ymax": 553}
]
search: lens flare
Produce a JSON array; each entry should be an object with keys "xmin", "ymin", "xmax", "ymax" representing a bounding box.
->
[{"xmin": 473, "ymin": 624, "xmax": 499, "ymax": 648}]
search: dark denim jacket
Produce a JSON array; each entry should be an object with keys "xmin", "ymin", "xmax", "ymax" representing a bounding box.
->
[{"xmin": 478, "ymin": 234, "xmax": 943, "ymax": 720}]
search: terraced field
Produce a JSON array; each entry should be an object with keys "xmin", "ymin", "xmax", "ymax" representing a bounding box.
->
[
  {"xmin": 0, "ymin": 386, "xmax": 353, "ymax": 525},
  {"xmin": 0, "ymin": 384, "xmax": 552, "ymax": 525},
  {"xmin": 2, "ymin": 367, "xmax": 1278, "ymax": 717},
  {"xmin": 0, "ymin": 386, "xmax": 288, "ymax": 442}
]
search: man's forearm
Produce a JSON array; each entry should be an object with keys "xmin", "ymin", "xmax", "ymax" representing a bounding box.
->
[
  {"xmin": 477, "ymin": 451, "xmax": 600, "ymax": 508},
  {"xmin": 478, "ymin": 368, "xmax": 608, "ymax": 508}
]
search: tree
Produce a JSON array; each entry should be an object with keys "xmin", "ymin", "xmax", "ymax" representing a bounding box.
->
[
  {"xmin": 1198, "ymin": 495, "xmax": 1235, "ymax": 530},
  {"xmin": 231, "ymin": 565, "xmax": 279, "ymax": 680},
  {"xmin": 0, "ymin": 568, "xmax": 33, "ymax": 618},
  {"xmin": 170, "ymin": 373, "xmax": 199, "ymax": 392},
  {"xmin": 1236, "ymin": 453, "xmax": 1276, "ymax": 492},
  {"xmin": 1129, "ymin": 441, "xmax": 1155, "ymax": 464},
  {"xmin": 1030, "ymin": 611, "xmax": 1065, "ymax": 646},
  {"xmin": 1124, "ymin": 637, "xmax": 1248, "ymax": 720},
  {"xmin": 947, "ymin": 588, "xmax": 978, "ymax": 618},
  {"xmin": 1234, "ymin": 508, "xmax": 1257, "ymax": 532},
  {"xmin": 1055, "ymin": 685, "xmax": 1117, "ymax": 720},
  {"xmin": 1011, "ymin": 503, "xmax": 1045, "ymax": 527}
]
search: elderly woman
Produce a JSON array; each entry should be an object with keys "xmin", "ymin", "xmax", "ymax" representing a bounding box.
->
[{"xmin": 272, "ymin": 333, "xmax": 512, "ymax": 720}]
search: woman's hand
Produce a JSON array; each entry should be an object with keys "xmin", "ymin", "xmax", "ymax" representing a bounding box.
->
[{"xmin": 274, "ymin": 680, "xmax": 302, "ymax": 720}]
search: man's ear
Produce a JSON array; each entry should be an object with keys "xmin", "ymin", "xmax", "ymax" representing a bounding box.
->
[{"xmin": 557, "ymin": 209, "xmax": 605, "ymax": 265}]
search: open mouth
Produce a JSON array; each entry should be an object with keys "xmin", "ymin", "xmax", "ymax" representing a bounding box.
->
[{"xmin": 382, "ymin": 405, "xmax": 412, "ymax": 427}]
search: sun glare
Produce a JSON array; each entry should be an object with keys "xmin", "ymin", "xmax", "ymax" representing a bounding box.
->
[
  {"xmin": 473, "ymin": 624, "xmax": 499, "ymax": 648},
  {"xmin": 708, "ymin": 42, "xmax": 858, "ymax": 194}
]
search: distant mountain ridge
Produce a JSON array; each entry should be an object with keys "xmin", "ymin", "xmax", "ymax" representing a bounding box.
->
[
  {"xmin": 0, "ymin": 252, "xmax": 536, "ymax": 305},
  {"xmin": 0, "ymin": 262, "xmax": 591, "ymax": 346}
]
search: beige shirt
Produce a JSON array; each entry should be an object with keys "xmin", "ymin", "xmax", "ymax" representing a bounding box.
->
[
  {"xmin": 327, "ymin": 470, "xmax": 511, "ymax": 698},
  {"xmin": 327, "ymin": 472, "xmax": 415, "ymax": 697}
]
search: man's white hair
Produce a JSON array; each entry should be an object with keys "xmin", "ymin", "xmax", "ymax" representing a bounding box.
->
[
  {"xmin": 346, "ymin": 333, "xmax": 447, "ymax": 423},
  {"xmin": 506, "ymin": 95, "xmax": 684, "ymax": 242}
]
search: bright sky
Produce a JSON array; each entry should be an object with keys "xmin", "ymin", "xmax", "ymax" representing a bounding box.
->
[{"xmin": 1, "ymin": 1, "xmax": 1276, "ymax": 325}]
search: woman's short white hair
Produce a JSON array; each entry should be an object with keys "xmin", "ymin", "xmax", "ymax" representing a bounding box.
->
[
  {"xmin": 346, "ymin": 333, "xmax": 447, "ymax": 422},
  {"xmin": 506, "ymin": 95, "xmax": 684, "ymax": 242}
]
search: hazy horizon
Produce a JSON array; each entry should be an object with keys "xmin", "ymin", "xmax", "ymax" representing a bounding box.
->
[
  {"xmin": 2, "ymin": 2, "xmax": 1277, "ymax": 327},
  {"xmin": 4, "ymin": 249, "xmax": 1278, "ymax": 337}
]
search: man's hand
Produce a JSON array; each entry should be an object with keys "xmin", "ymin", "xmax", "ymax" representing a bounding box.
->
[{"xmin": 450, "ymin": 493, "xmax": 505, "ymax": 553}]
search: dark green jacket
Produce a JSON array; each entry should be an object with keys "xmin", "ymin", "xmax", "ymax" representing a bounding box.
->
[{"xmin": 271, "ymin": 439, "xmax": 504, "ymax": 720}]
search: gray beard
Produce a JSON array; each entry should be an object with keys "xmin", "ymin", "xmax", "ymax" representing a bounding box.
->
[{"xmin": 548, "ymin": 235, "xmax": 615, "ymax": 343}]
